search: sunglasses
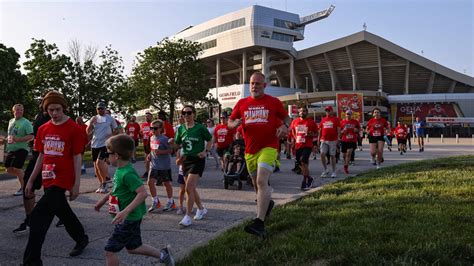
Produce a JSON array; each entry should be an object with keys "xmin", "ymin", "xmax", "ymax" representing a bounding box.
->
[
  {"xmin": 150, "ymin": 126, "xmax": 159, "ymax": 130},
  {"xmin": 97, "ymin": 107, "xmax": 105, "ymax": 110},
  {"xmin": 182, "ymin": 110, "xmax": 193, "ymax": 115},
  {"xmin": 104, "ymin": 151, "xmax": 116, "ymax": 157}
]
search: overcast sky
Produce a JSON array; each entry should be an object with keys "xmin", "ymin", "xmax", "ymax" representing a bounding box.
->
[{"xmin": 1, "ymin": 0, "xmax": 472, "ymax": 76}]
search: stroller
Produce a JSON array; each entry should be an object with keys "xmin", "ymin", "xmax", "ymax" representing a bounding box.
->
[{"xmin": 223, "ymin": 139, "xmax": 249, "ymax": 190}]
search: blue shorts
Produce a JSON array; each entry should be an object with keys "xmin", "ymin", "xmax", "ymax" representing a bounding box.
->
[{"xmin": 104, "ymin": 219, "xmax": 142, "ymax": 252}]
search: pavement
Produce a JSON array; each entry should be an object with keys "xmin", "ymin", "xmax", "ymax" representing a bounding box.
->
[{"xmin": 0, "ymin": 138, "xmax": 472, "ymax": 265}]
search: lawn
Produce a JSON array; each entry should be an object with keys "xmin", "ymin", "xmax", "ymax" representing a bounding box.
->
[{"xmin": 179, "ymin": 155, "xmax": 474, "ymax": 265}]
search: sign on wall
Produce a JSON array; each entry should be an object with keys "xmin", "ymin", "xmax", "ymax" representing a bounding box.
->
[
  {"xmin": 396, "ymin": 103, "xmax": 458, "ymax": 125},
  {"xmin": 336, "ymin": 93, "xmax": 364, "ymax": 123}
]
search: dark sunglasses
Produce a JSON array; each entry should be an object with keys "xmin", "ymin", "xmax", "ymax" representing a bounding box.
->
[
  {"xmin": 182, "ymin": 110, "xmax": 193, "ymax": 115},
  {"xmin": 150, "ymin": 127, "xmax": 159, "ymax": 130},
  {"xmin": 97, "ymin": 107, "xmax": 105, "ymax": 110},
  {"xmin": 104, "ymin": 151, "xmax": 116, "ymax": 157}
]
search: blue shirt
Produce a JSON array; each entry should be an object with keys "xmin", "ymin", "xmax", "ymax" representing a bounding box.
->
[
  {"xmin": 149, "ymin": 134, "xmax": 171, "ymax": 170},
  {"xmin": 414, "ymin": 121, "xmax": 425, "ymax": 135}
]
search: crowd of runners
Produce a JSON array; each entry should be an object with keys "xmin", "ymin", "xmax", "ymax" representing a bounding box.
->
[{"xmin": 0, "ymin": 72, "xmax": 429, "ymax": 263}]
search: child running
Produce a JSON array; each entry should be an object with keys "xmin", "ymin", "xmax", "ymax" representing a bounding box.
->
[
  {"xmin": 94, "ymin": 134, "xmax": 174, "ymax": 266},
  {"xmin": 147, "ymin": 120, "xmax": 176, "ymax": 212}
]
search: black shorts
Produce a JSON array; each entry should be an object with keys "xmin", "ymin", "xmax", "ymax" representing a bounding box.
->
[
  {"xmin": 295, "ymin": 147, "xmax": 312, "ymax": 164},
  {"xmin": 133, "ymin": 139, "xmax": 139, "ymax": 148},
  {"xmin": 182, "ymin": 155, "xmax": 205, "ymax": 177},
  {"xmin": 92, "ymin": 146, "xmax": 107, "ymax": 162},
  {"xmin": 216, "ymin": 147, "xmax": 229, "ymax": 158},
  {"xmin": 368, "ymin": 135, "xmax": 385, "ymax": 144},
  {"xmin": 148, "ymin": 169, "xmax": 172, "ymax": 185},
  {"xmin": 104, "ymin": 219, "xmax": 143, "ymax": 252},
  {"xmin": 397, "ymin": 138, "xmax": 407, "ymax": 145},
  {"xmin": 23, "ymin": 151, "xmax": 42, "ymax": 198},
  {"xmin": 5, "ymin": 149, "xmax": 28, "ymax": 169},
  {"xmin": 341, "ymin": 141, "xmax": 357, "ymax": 153}
]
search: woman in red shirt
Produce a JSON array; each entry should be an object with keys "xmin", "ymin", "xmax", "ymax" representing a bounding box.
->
[
  {"xmin": 394, "ymin": 121, "xmax": 408, "ymax": 155},
  {"xmin": 366, "ymin": 108, "xmax": 390, "ymax": 169}
]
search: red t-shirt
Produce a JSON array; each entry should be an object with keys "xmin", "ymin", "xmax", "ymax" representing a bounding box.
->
[
  {"xmin": 319, "ymin": 116, "xmax": 340, "ymax": 141},
  {"xmin": 340, "ymin": 119, "xmax": 361, "ymax": 143},
  {"xmin": 125, "ymin": 122, "xmax": 140, "ymax": 140},
  {"xmin": 395, "ymin": 126, "xmax": 408, "ymax": 139},
  {"xmin": 214, "ymin": 123, "xmax": 236, "ymax": 149},
  {"xmin": 77, "ymin": 123, "xmax": 88, "ymax": 153},
  {"xmin": 290, "ymin": 117, "xmax": 318, "ymax": 149},
  {"xmin": 163, "ymin": 121, "xmax": 175, "ymax": 139},
  {"xmin": 230, "ymin": 94, "xmax": 287, "ymax": 154},
  {"xmin": 35, "ymin": 119, "xmax": 84, "ymax": 190},
  {"xmin": 140, "ymin": 122, "xmax": 152, "ymax": 144},
  {"xmin": 367, "ymin": 118, "xmax": 389, "ymax": 137}
]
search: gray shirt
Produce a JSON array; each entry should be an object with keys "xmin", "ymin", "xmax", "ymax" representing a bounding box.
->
[
  {"xmin": 149, "ymin": 134, "xmax": 171, "ymax": 170},
  {"xmin": 91, "ymin": 114, "xmax": 117, "ymax": 148}
]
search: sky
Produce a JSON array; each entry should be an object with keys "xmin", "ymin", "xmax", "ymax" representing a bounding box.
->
[{"xmin": 1, "ymin": 0, "xmax": 473, "ymax": 77}]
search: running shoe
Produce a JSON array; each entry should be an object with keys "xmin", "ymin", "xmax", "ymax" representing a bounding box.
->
[
  {"xmin": 13, "ymin": 188, "xmax": 23, "ymax": 196},
  {"xmin": 56, "ymin": 219, "xmax": 64, "ymax": 227},
  {"xmin": 244, "ymin": 218, "xmax": 266, "ymax": 238},
  {"xmin": 99, "ymin": 186, "xmax": 109, "ymax": 194},
  {"xmin": 176, "ymin": 207, "xmax": 185, "ymax": 215},
  {"xmin": 306, "ymin": 177, "xmax": 314, "ymax": 190},
  {"xmin": 400, "ymin": 151, "xmax": 403, "ymax": 155},
  {"xmin": 388, "ymin": 146, "xmax": 392, "ymax": 152},
  {"xmin": 179, "ymin": 215, "xmax": 192, "ymax": 227},
  {"xmin": 330, "ymin": 172, "xmax": 337, "ymax": 178},
  {"xmin": 300, "ymin": 180, "xmax": 306, "ymax": 191},
  {"xmin": 13, "ymin": 222, "xmax": 28, "ymax": 235},
  {"xmin": 320, "ymin": 170, "xmax": 329, "ymax": 178},
  {"xmin": 376, "ymin": 164, "xmax": 381, "ymax": 169},
  {"xmin": 69, "ymin": 235, "xmax": 89, "ymax": 257},
  {"xmin": 148, "ymin": 200, "xmax": 161, "ymax": 212},
  {"xmin": 160, "ymin": 245, "xmax": 175, "ymax": 266},
  {"xmin": 163, "ymin": 200, "xmax": 177, "ymax": 212},
  {"xmin": 95, "ymin": 187, "xmax": 101, "ymax": 193},
  {"xmin": 194, "ymin": 208, "xmax": 208, "ymax": 220}
]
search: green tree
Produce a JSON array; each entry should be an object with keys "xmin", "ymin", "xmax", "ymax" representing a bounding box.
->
[
  {"xmin": 0, "ymin": 43, "xmax": 29, "ymax": 130},
  {"xmin": 130, "ymin": 38, "xmax": 211, "ymax": 122}
]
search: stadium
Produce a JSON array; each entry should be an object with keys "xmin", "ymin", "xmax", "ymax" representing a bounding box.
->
[{"xmin": 172, "ymin": 5, "xmax": 474, "ymax": 136}]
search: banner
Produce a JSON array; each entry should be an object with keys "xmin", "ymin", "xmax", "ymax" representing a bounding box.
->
[
  {"xmin": 396, "ymin": 103, "xmax": 458, "ymax": 126},
  {"xmin": 426, "ymin": 117, "xmax": 474, "ymax": 124},
  {"xmin": 336, "ymin": 93, "xmax": 364, "ymax": 123}
]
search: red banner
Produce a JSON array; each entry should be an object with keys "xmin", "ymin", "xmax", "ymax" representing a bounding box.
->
[
  {"xmin": 396, "ymin": 103, "xmax": 458, "ymax": 125},
  {"xmin": 336, "ymin": 93, "xmax": 364, "ymax": 123}
]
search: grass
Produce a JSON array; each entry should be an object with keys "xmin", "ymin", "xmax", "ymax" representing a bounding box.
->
[{"xmin": 178, "ymin": 155, "xmax": 474, "ymax": 265}]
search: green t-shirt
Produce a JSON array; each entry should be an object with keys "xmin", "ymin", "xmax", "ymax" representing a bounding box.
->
[
  {"xmin": 7, "ymin": 117, "xmax": 33, "ymax": 152},
  {"xmin": 174, "ymin": 122, "xmax": 212, "ymax": 156},
  {"xmin": 111, "ymin": 163, "xmax": 146, "ymax": 221}
]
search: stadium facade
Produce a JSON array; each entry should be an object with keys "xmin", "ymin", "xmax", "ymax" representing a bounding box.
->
[{"xmin": 172, "ymin": 5, "xmax": 474, "ymax": 134}]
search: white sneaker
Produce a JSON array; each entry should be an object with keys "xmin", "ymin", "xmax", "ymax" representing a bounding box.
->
[
  {"xmin": 194, "ymin": 208, "xmax": 208, "ymax": 220},
  {"xmin": 13, "ymin": 188, "xmax": 23, "ymax": 196},
  {"xmin": 376, "ymin": 164, "xmax": 381, "ymax": 169},
  {"xmin": 370, "ymin": 158, "xmax": 376, "ymax": 165},
  {"xmin": 330, "ymin": 172, "xmax": 337, "ymax": 178},
  {"xmin": 320, "ymin": 170, "xmax": 329, "ymax": 178},
  {"xmin": 179, "ymin": 215, "xmax": 192, "ymax": 227},
  {"xmin": 95, "ymin": 187, "xmax": 101, "ymax": 193}
]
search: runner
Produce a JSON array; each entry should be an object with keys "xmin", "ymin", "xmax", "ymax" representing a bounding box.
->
[
  {"xmin": 229, "ymin": 72, "xmax": 290, "ymax": 238},
  {"xmin": 174, "ymin": 105, "xmax": 213, "ymax": 227},
  {"xmin": 318, "ymin": 106, "xmax": 340, "ymax": 178},
  {"xmin": 158, "ymin": 110, "xmax": 175, "ymax": 140},
  {"xmin": 75, "ymin": 116, "xmax": 89, "ymax": 174},
  {"xmin": 94, "ymin": 134, "xmax": 174, "ymax": 266},
  {"xmin": 394, "ymin": 121, "xmax": 408, "ymax": 155},
  {"xmin": 147, "ymin": 120, "xmax": 176, "ymax": 213},
  {"xmin": 140, "ymin": 112, "xmax": 153, "ymax": 178},
  {"xmin": 125, "ymin": 115, "xmax": 141, "ymax": 163},
  {"xmin": 340, "ymin": 110, "xmax": 361, "ymax": 174},
  {"xmin": 213, "ymin": 111, "xmax": 236, "ymax": 171},
  {"xmin": 2, "ymin": 104, "xmax": 34, "ymax": 196},
  {"xmin": 289, "ymin": 106, "xmax": 318, "ymax": 190},
  {"xmin": 87, "ymin": 102, "xmax": 118, "ymax": 193},
  {"xmin": 414, "ymin": 116, "xmax": 425, "ymax": 152},
  {"xmin": 23, "ymin": 91, "xmax": 89, "ymax": 264},
  {"xmin": 205, "ymin": 119, "xmax": 219, "ymax": 169},
  {"xmin": 366, "ymin": 108, "xmax": 390, "ymax": 169}
]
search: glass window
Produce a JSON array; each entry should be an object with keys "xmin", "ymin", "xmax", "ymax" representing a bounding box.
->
[{"xmin": 186, "ymin": 18, "xmax": 246, "ymax": 41}]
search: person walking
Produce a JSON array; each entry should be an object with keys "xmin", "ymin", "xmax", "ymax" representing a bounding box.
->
[
  {"xmin": 366, "ymin": 107, "xmax": 390, "ymax": 169},
  {"xmin": 394, "ymin": 121, "xmax": 408, "ymax": 155},
  {"xmin": 2, "ymin": 104, "xmax": 34, "ymax": 196},
  {"xmin": 87, "ymin": 102, "xmax": 118, "ymax": 193},
  {"xmin": 228, "ymin": 72, "xmax": 290, "ymax": 238},
  {"xmin": 23, "ymin": 91, "xmax": 89, "ymax": 265},
  {"xmin": 289, "ymin": 106, "xmax": 318, "ymax": 190},
  {"xmin": 414, "ymin": 116, "xmax": 426, "ymax": 152},
  {"xmin": 174, "ymin": 105, "xmax": 213, "ymax": 227},
  {"xmin": 205, "ymin": 119, "xmax": 219, "ymax": 169},
  {"xmin": 140, "ymin": 112, "xmax": 153, "ymax": 178},
  {"xmin": 340, "ymin": 110, "xmax": 361, "ymax": 174},
  {"xmin": 125, "ymin": 115, "xmax": 141, "ymax": 163},
  {"xmin": 318, "ymin": 106, "xmax": 340, "ymax": 178},
  {"xmin": 213, "ymin": 111, "xmax": 236, "ymax": 171}
]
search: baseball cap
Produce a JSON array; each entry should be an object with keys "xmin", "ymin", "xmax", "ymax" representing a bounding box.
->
[
  {"xmin": 325, "ymin": 106, "xmax": 333, "ymax": 112},
  {"xmin": 96, "ymin": 102, "xmax": 106, "ymax": 109},
  {"xmin": 220, "ymin": 111, "xmax": 228, "ymax": 118},
  {"xmin": 345, "ymin": 109, "xmax": 352, "ymax": 115}
]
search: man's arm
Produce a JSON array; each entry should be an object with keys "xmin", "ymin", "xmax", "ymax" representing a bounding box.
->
[
  {"xmin": 25, "ymin": 153, "xmax": 44, "ymax": 198},
  {"xmin": 70, "ymin": 153, "xmax": 82, "ymax": 201},
  {"xmin": 276, "ymin": 116, "xmax": 290, "ymax": 138},
  {"xmin": 13, "ymin": 134, "xmax": 34, "ymax": 143},
  {"xmin": 227, "ymin": 118, "xmax": 242, "ymax": 129}
]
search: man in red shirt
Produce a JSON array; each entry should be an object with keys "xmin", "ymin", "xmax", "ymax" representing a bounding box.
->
[
  {"xmin": 340, "ymin": 110, "xmax": 361, "ymax": 174},
  {"xmin": 158, "ymin": 110, "xmax": 175, "ymax": 139},
  {"xmin": 213, "ymin": 111, "xmax": 235, "ymax": 171},
  {"xmin": 24, "ymin": 91, "xmax": 89, "ymax": 264},
  {"xmin": 125, "ymin": 115, "xmax": 140, "ymax": 162},
  {"xmin": 229, "ymin": 72, "xmax": 290, "ymax": 238},
  {"xmin": 318, "ymin": 106, "xmax": 341, "ymax": 178},
  {"xmin": 394, "ymin": 121, "xmax": 408, "ymax": 155},
  {"xmin": 290, "ymin": 106, "xmax": 318, "ymax": 190},
  {"xmin": 141, "ymin": 111, "xmax": 153, "ymax": 178}
]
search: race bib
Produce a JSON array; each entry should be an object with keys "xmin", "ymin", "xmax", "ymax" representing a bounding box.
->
[
  {"xmin": 346, "ymin": 134, "xmax": 354, "ymax": 140},
  {"xmin": 42, "ymin": 164, "xmax": 56, "ymax": 180},
  {"xmin": 150, "ymin": 142, "xmax": 160, "ymax": 150},
  {"xmin": 218, "ymin": 136, "xmax": 226, "ymax": 143},
  {"xmin": 296, "ymin": 135, "xmax": 305, "ymax": 143},
  {"xmin": 108, "ymin": 195, "xmax": 120, "ymax": 215}
]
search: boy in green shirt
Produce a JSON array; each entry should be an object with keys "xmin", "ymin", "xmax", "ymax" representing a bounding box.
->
[{"xmin": 94, "ymin": 134, "xmax": 174, "ymax": 265}]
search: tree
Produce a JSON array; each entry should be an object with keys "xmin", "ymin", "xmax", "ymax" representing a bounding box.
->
[
  {"xmin": 0, "ymin": 43, "xmax": 29, "ymax": 130},
  {"xmin": 130, "ymin": 38, "xmax": 212, "ymax": 122}
]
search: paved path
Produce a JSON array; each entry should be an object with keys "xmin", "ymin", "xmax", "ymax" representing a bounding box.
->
[{"xmin": 0, "ymin": 139, "xmax": 472, "ymax": 265}]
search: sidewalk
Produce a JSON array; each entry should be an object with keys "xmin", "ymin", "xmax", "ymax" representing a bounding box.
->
[{"xmin": 0, "ymin": 142, "xmax": 472, "ymax": 265}]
